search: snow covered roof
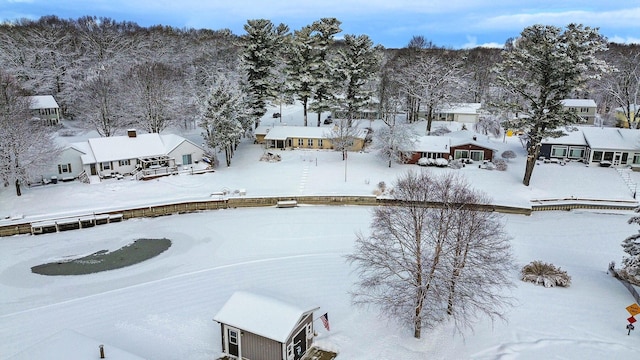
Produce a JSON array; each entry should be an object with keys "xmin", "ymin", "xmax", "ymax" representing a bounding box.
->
[
  {"xmin": 8, "ymin": 329, "xmax": 145, "ymax": 360},
  {"xmin": 542, "ymin": 128, "xmax": 587, "ymax": 146},
  {"xmin": 213, "ymin": 291, "xmax": 318, "ymax": 343},
  {"xmin": 29, "ymin": 95, "xmax": 59, "ymax": 109},
  {"xmin": 72, "ymin": 131, "xmax": 202, "ymax": 164},
  {"xmin": 581, "ymin": 127, "xmax": 640, "ymax": 150},
  {"xmin": 436, "ymin": 103, "xmax": 481, "ymax": 115},
  {"xmin": 409, "ymin": 136, "xmax": 450, "ymax": 152},
  {"xmin": 408, "ymin": 131, "xmax": 497, "ymax": 152},
  {"xmin": 264, "ymin": 126, "xmax": 333, "ymax": 140},
  {"xmin": 561, "ymin": 99, "xmax": 596, "ymax": 108}
]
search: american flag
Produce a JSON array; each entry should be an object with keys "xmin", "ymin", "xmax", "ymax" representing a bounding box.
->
[{"xmin": 320, "ymin": 313, "xmax": 330, "ymax": 331}]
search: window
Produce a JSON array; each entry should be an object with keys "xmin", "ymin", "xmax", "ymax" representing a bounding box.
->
[
  {"xmin": 306, "ymin": 323, "xmax": 313, "ymax": 339},
  {"xmin": 298, "ymin": 138, "xmax": 303, "ymax": 146},
  {"xmin": 592, "ymin": 151, "xmax": 603, "ymax": 162},
  {"xmin": 119, "ymin": 159, "xmax": 130, "ymax": 166},
  {"xmin": 228, "ymin": 330, "xmax": 238, "ymax": 345},
  {"xmin": 57, "ymin": 163, "xmax": 72, "ymax": 174},
  {"xmin": 100, "ymin": 162, "xmax": 111, "ymax": 170},
  {"xmin": 603, "ymin": 152, "xmax": 614, "ymax": 161},
  {"xmin": 182, "ymin": 154, "xmax": 192, "ymax": 165},
  {"xmin": 470, "ymin": 150, "xmax": 484, "ymax": 161},
  {"xmin": 454, "ymin": 150, "xmax": 468, "ymax": 159},
  {"xmin": 551, "ymin": 145, "xmax": 568, "ymax": 158},
  {"xmin": 568, "ymin": 147, "xmax": 584, "ymax": 159},
  {"xmin": 633, "ymin": 154, "xmax": 640, "ymax": 164},
  {"xmin": 318, "ymin": 139, "xmax": 323, "ymax": 147},
  {"xmin": 307, "ymin": 139, "xmax": 313, "ymax": 147},
  {"xmin": 622, "ymin": 153, "xmax": 629, "ymax": 163}
]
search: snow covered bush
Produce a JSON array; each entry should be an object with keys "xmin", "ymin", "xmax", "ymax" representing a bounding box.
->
[
  {"xmin": 448, "ymin": 159, "xmax": 464, "ymax": 169},
  {"xmin": 521, "ymin": 261, "xmax": 571, "ymax": 287},
  {"xmin": 501, "ymin": 150, "xmax": 517, "ymax": 162},
  {"xmin": 493, "ymin": 158, "xmax": 508, "ymax": 171},
  {"xmin": 431, "ymin": 126, "xmax": 451, "ymax": 136},
  {"xmin": 620, "ymin": 208, "xmax": 640, "ymax": 285}
]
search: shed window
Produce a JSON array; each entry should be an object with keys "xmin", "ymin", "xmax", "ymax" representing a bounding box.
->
[
  {"xmin": 182, "ymin": 154, "xmax": 192, "ymax": 165},
  {"xmin": 228, "ymin": 330, "xmax": 238, "ymax": 345},
  {"xmin": 306, "ymin": 323, "xmax": 313, "ymax": 339}
]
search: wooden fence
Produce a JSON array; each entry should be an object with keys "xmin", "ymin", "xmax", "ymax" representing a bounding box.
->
[{"xmin": 1, "ymin": 195, "xmax": 638, "ymax": 238}]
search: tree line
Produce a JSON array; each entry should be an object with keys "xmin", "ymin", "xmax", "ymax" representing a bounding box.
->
[{"xmin": 2, "ymin": 16, "xmax": 640, "ymax": 192}]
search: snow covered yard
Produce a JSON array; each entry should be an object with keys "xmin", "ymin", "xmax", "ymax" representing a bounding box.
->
[
  {"xmin": 0, "ymin": 207, "xmax": 638, "ymax": 359},
  {"xmin": 2, "ymin": 109, "xmax": 640, "ymax": 358}
]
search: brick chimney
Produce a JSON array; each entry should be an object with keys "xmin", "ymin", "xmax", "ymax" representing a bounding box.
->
[{"xmin": 127, "ymin": 129, "xmax": 137, "ymax": 138}]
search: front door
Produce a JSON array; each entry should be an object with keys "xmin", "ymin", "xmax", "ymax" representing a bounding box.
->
[
  {"xmin": 226, "ymin": 327, "xmax": 240, "ymax": 358},
  {"xmin": 293, "ymin": 328, "xmax": 307, "ymax": 360},
  {"xmin": 614, "ymin": 152, "xmax": 623, "ymax": 166}
]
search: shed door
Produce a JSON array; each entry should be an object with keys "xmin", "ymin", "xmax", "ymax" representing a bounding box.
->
[
  {"xmin": 293, "ymin": 328, "xmax": 307, "ymax": 360},
  {"xmin": 227, "ymin": 327, "xmax": 240, "ymax": 357}
]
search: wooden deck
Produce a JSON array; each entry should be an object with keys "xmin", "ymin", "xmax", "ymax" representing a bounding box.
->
[
  {"xmin": 215, "ymin": 347, "xmax": 337, "ymax": 360},
  {"xmin": 302, "ymin": 347, "xmax": 338, "ymax": 360}
]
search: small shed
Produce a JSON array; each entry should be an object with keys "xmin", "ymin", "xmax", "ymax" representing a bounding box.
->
[{"xmin": 214, "ymin": 291, "xmax": 319, "ymax": 360}]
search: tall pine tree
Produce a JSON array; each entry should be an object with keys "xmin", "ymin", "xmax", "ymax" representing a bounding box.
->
[
  {"xmin": 335, "ymin": 34, "xmax": 383, "ymax": 126},
  {"xmin": 241, "ymin": 19, "xmax": 289, "ymax": 128},
  {"xmin": 495, "ymin": 24, "xmax": 609, "ymax": 186}
]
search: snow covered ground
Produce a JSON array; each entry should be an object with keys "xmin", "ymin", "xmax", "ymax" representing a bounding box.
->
[{"xmin": 2, "ymin": 107, "xmax": 640, "ymax": 359}]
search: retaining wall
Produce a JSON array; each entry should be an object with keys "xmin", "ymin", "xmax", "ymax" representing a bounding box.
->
[{"xmin": 1, "ymin": 195, "xmax": 637, "ymax": 237}]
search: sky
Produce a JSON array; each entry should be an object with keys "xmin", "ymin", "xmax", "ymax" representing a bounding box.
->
[
  {"xmin": 1, "ymin": 106, "xmax": 640, "ymax": 358},
  {"xmin": 1, "ymin": 0, "xmax": 640, "ymax": 48}
]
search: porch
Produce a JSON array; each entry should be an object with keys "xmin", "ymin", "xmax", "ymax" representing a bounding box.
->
[{"xmin": 215, "ymin": 346, "xmax": 337, "ymax": 360}]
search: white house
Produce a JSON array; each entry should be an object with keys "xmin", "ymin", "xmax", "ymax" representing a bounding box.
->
[
  {"xmin": 561, "ymin": 99, "xmax": 597, "ymax": 125},
  {"xmin": 435, "ymin": 103, "xmax": 482, "ymax": 124},
  {"xmin": 45, "ymin": 130, "xmax": 207, "ymax": 183},
  {"xmin": 29, "ymin": 95, "xmax": 61, "ymax": 125}
]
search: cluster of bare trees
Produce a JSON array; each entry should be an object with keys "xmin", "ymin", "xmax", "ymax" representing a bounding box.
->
[
  {"xmin": 347, "ymin": 170, "xmax": 514, "ymax": 338},
  {"xmin": 0, "ymin": 15, "xmax": 240, "ymax": 135}
]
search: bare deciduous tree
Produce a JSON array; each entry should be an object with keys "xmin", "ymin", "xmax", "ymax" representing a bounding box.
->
[
  {"xmin": 398, "ymin": 51, "xmax": 468, "ymax": 133},
  {"xmin": 347, "ymin": 170, "xmax": 514, "ymax": 338},
  {"xmin": 0, "ymin": 71, "xmax": 60, "ymax": 195},
  {"xmin": 327, "ymin": 118, "xmax": 361, "ymax": 160},
  {"xmin": 125, "ymin": 61, "xmax": 182, "ymax": 133}
]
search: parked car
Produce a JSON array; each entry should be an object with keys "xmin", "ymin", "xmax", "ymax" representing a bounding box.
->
[
  {"xmin": 272, "ymin": 112, "xmax": 281, "ymax": 118},
  {"xmin": 323, "ymin": 115, "xmax": 333, "ymax": 124}
]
